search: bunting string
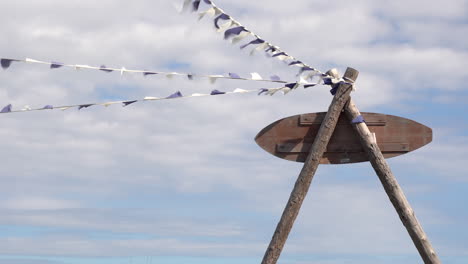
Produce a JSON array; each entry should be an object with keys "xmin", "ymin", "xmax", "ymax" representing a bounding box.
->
[
  {"xmin": 0, "ymin": 57, "xmax": 289, "ymax": 84},
  {"xmin": 0, "ymin": 83, "xmax": 309, "ymax": 114},
  {"xmin": 0, "ymin": 2, "xmax": 357, "ymax": 116},
  {"xmin": 183, "ymin": 0, "xmax": 348, "ymax": 86}
]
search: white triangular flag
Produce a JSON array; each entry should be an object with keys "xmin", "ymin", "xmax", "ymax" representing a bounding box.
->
[
  {"xmin": 250, "ymin": 42, "xmax": 269, "ymax": 56},
  {"xmin": 180, "ymin": 0, "xmax": 192, "ymax": 13},
  {"xmin": 213, "ymin": 7, "xmax": 223, "ymax": 16},
  {"xmin": 250, "ymin": 72, "xmax": 263, "ymax": 80},
  {"xmin": 25, "ymin": 58, "xmax": 42, "ymax": 63},
  {"xmin": 266, "ymin": 88, "xmax": 281, "ymax": 96},
  {"xmin": 231, "ymin": 31, "xmax": 250, "ymax": 44},
  {"xmin": 102, "ymin": 101, "xmax": 121, "ymax": 107},
  {"xmin": 281, "ymin": 88, "xmax": 292, "ymax": 95},
  {"xmin": 217, "ymin": 20, "xmax": 233, "ymax": 32},
  {"xmin": 21, "ymin": 105, "xmax": 31, "ymax": 111},
  {"xmin": 198, "ymin": 7, "xmax": 216, "ymax": 20},
  {"xmin": 120, "ymin": 67, "xmax": 127, "ymax": 75},
  {"xmin": 144, "ymin": 96, "xmax": 160, "ymax": 101},
  {"xmin": 232, "ymin": 88, "xmax": 249, "ymax": 93},
  {"xmin": 74, "ymin": 64, "xmax": 93, "ymax": 70},
  {"xmin": 166, "ymin": 72, "xmax": 178, "ymax": 79},
  {"xmin": 208, "ymin": 75, "xmax": 224, "ymax": 84}
]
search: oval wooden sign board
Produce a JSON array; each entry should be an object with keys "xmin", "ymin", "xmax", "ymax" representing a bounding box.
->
[{"xmin": 255, "ymin": 112, "xmax": 432, "ymax": 164}]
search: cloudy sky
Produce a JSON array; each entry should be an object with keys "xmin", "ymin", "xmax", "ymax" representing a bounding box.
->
[{"xmin": 0, "ymin": 0, "xmax": 467, "ymax": 263}]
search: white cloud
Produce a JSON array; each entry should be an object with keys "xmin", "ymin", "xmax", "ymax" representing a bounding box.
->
[
  {"xmin": 0, "ymin": 0, "xmax": 466, "ymax": 262},
  {"xmin": 0, "ymin": 197, "xmax": 81, "ymax": 210}
]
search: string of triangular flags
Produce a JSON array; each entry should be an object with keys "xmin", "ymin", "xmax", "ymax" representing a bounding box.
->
[
  {"xmin": 183, "ymin": 0, "xmax": 346, "ymax": 86},
  {"xmin": 0, "ymin": 84, "xmax": 304, "ymax": 114},
  {"xmin": 0, "ymin": 57, "xmax": 288, "ymax": 84},
  {"xmin": 0, "ymin": 1, "xmax": 356, "ymax": 116}
]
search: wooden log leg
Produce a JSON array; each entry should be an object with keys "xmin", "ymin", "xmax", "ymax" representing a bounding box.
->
[
  {"xmin": 344, "ymin": 98, "xmax": 441, "ymax": 264},
  {"xmin": 261, "ymin": 68, "xmax": 359, "ymax": 264}
]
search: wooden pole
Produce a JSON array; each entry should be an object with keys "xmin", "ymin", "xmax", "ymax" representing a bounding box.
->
[
  {"xmin": 344, "ymin": 99, "xmax": 441, "ymax": 264},
  {"xmin": 261, "ymin": 68, "xmax": 359, "ymax": 264}
]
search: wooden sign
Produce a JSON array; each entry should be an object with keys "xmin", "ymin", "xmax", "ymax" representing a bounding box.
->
[{"xmin": 255, "ymin": 112, "xmax": 432, "ymax": 164}]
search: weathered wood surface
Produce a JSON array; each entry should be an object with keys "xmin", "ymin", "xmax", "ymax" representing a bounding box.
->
[
  {"xmin": 344, "ymin": 98, "xmax": 441, "ymax": 264},
  {"xmin": 255, "ymin": 112, "xmax": 432, "ymax": 164},
  {"xmin": 260, "ymin": 68, "xmax": 359, "ymax": 264}
]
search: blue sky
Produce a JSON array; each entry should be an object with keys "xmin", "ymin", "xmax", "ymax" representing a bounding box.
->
[{"xmin": 0, "ymin": 0, "xmax": 467, "ymax": 263}]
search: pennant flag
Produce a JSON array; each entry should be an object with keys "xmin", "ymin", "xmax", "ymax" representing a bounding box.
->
[
  {"xmin": 302, "ymin": 71, "xmax": 319, "ymax": 82},
  {"xmin": 285, "ymin": 83, "xmax": 300, "ymax": 89},
  {"xmin": 198, "ymin": 7, "xmax": 216, "ymax": 20},
  {"xmin": 120, "ymin": 67, "xmax": 127, "ymax": 75},
  {"xmin": 240, "ymin": 38, "xmax": 265, "ymax": 49},
  {"xmin": 264, "ymin": 87, "xmax": 291, "ymax": 96},
  {"xmin": 102, "ymin": 102, "xmax": 115, "ymax": 107},
  {"xmin": 1, "ymin": 59, "xmax": 17, "ymax": 69},
  {"xmin": 214, "ymin": 14, "xmax": 230, "ymax": 29},
  {"xmin": 74, "ymin": 64, "xmax": 90, "ymax": 70},
  {"xmin": 258, "ymin": 88, "xmax": 269, "ymax": 95},
  {"xmin": 272, "ymin": 52, "xmax": 287, "ymax": 58},
  {"xmin": 299, "ymin": 75, "xmax": 310, "ymax": 85},
  {"xmin": 1, "ymin": 104, "xmax": 12, "ymax": 113},
  {"xmin": 100, "ymin": 65, "xmax": 113, "ymax": 73},
  {"xmin": 232, "ymin": 88, "xmax": 248, "ymax": 93},
  {"xmin": 50, "ymin": 62, "xmax": 64, "ymax": 69},
  {"xmin": 41, "ymin": 105, "xmax": 54, "ymax": 110},
  {"xmin": 224, "ymin": 26, "xmax": 247, "ymax": 39},
  {"xmin": 288, "ymin": 61, "xmax": 303, "ymax": 66},
  {"xmin": 229, "ymin": 72, "xmax": 241, "ymax": 79},
  {"xmin": 281, "ymin": 88, "xmax": 292, "ymax": 95},
  {"xmin": 166, "ymin": 91, "xmax": 183, "ymax": 99},
  {"xmin": 181, "ymin": 0, "xmax": 193, "ymax": 12},
  {"xmin": 143, "ymin": 71, "xmax": 157, "ymax": 76},
  {"xmin": 25, "ymin": 58, "xmax": 42, "ymax": 63},
  {"xmin": 208, "ymin": 74, "xmax": 224, "ymax": 84},
  {"xmin": 123, "ymin": 100, "xmax": 138, "ymax": 107},
  {"xmin": 265, "ymin": 88, "xmax": 280, "ymax": 96},
  {"xmin": 166, "ymin": 72, "xmax": 179, "ymax": 79},
  {"xmin": 323, "ymin": 77, "xmax": 333, "ymax": 86},
  {"xmin": 249, "ymin": 42, "xmax": 268, "ymax": 56},
  {"xmin": 304, "ymin": 84, "xmax": 317, "ymax": 88},
  {"xmin": 265, "ymin": 46, "xmax": 278, "ymax": 53},
  {"xmin": 231, "ymin": 31, "xmax": 250, "ymax": 44},
  {"xmin": 144, "ymin": 96, "xmax": 159, "ymax": 100},
  {"xmin": 22, "ymin": 105, "xmax": 32, "ymax": 111},
  {"xmin": 192, "ymin": 0, "xmax": 201, "ymax": 11},
  {"xmin": 300, "ymin": 66, "xmax": 316, "ymax": 73},
  {"xmin": 191, "ymin": 93, "xmax": 208, "ymax": 97},
  {"xmin": 330, "ymin": 86, "xmax": 338, "ymax": 95},
  {"xmin": 217, "ymin": 20, "xmax": 235, "ymax": 33},
  {"xmin": 250, "ymin": 72, "xmax": 263, "ymax": 80},
  {"xmin": 78, "ymin": 104, "xmax": 93, "ymax": 110},
  {"xmin": 351, "ymin": 115, "xmax": 365, "ymax": 124},
  {"xmin": 210, "ymin": 89, "xmax": 225, "ymax": 95},
  {"xmin": 270, "ymin": 75, "xmax": 281, "ymax": 82}
]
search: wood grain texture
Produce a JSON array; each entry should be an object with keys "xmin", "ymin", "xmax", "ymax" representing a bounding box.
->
[
  {"xmin": 255, "ymin": 112, "xmax": 432, "ymax": 164},
  {"xmin": 344, "ymin": 98, "xmax": 441, "ymax": 264},
  {"xmin": 260, "ymin": 68, "xmax": 359, "ymax": 264}
]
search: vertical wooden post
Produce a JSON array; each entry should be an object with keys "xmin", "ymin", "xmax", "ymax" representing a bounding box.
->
[
  {"xmin": 344, "ymin": 99, "xmax": 441, "ymax": 264},
  {"xmin": 261, "ymin": 68, "xmax": 359, "ymax": 264}
]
